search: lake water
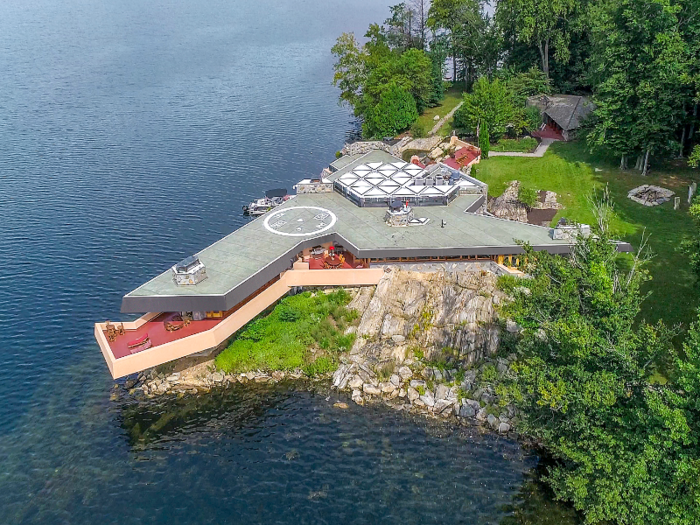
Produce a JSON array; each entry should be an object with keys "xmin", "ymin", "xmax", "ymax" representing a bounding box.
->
[{"xmin": 0, "ymin": 1, "xmax": 578, "ymax": 523}]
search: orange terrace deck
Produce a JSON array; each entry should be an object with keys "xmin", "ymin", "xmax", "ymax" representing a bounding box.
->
[{"xmin": 95, "ymin": 267, "xmax": 384, "ymax": 379}]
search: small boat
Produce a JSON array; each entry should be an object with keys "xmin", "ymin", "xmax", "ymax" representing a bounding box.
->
[{"xmin": 243, "ymin": 189, "xmax": 295, "ymax": 216}]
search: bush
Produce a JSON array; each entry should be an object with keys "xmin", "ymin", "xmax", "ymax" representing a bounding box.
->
[
  {"xmin": 363, "ymin": 82, "xmax": 418, "ymax": 139},
  {"xmin": 303, "ymin": 357, "xmax": 336, "ymax": 377},
  {"xmin": 410, "ymin": 119, "xmax": 428, "ymax": 138},
  {"xmin": 518, "ymin": 186, "xmax": 539, "ymax": 209},
  {"xmin": 481, "ymin": 364, "xmax": 497, "ymax": 382},
  {"xmin": 215, "ymin": 289, "xmax": 358, "ymax": 374}
]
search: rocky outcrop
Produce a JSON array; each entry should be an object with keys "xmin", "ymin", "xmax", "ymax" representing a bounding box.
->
[
  {"xmin": 349, "ymin": 267, "xmax": 504, "ymax": 366},
  {"xmin": 121, "ymin": 267, "xmax": 518, "ymax": 434},
  {"xmin": 488, "ymin": 181, "xmax": 528, "ymax": 223}
]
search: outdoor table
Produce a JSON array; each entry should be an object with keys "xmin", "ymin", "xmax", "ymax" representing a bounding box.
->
[{"xmin": 323, "ymin": 255, "xmax": 343, "ymax": 269}]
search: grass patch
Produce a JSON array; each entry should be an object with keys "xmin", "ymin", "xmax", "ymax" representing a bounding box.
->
[
  {"xmin": 215, "ymin": 289, "xmax": 357, "ymax": 375},
  {"xmin": 491, "ymin": 137, "xmax": 538, "ymax": 153},
  {"xmin": 472, "ymin": 141, "xmax": 700, "ymax": 328},
  {"xmin": 414, "ymin": 85, "xmax": 464, "ymax": 137}
]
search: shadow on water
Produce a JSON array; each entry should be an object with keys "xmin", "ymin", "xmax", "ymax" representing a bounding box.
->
[{"xmin": 0, "ymin": 355, "xmax": 581, "ymax": 524}]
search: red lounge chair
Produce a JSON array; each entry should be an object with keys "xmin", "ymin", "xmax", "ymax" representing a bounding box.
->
[{"xmin": 127, "ymin": 333, "xmax": 150, "ymax": 349}]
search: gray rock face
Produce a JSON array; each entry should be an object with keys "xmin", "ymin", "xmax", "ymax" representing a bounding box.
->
[
  {"xmin": 391, "ymin": 334, "xmax": 406, "ymax": 343},
  {"xmin": 350, "ymin": 268, "xmax": 505, "ymax": 365},
  {"xmin": 408, "ymin": 387, "xmax": 419, "ymax": 402},
  {"xmin": 498, "ymin": 422, "xmax": 511, "ymax": 433},
  {"xmin": 487, "ymin": 414, "xmax": 499, "ymax": 429},
  {"xmin": 352, "ymin": 389, "xmax": 364, "ymax": 405},
  {"xmin": 410, "ymin": 380, "xmax": 426, "ymax": 389},
  {"xmin": 390, "ymin": 374, "xmax": 401, "ymax": 387}
]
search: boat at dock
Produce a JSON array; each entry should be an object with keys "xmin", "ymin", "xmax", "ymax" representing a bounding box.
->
[{"xmin": 243, "ymin": 188, "xmax": 294, "ymax": 216}]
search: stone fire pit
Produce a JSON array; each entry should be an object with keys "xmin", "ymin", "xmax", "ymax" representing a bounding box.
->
[{"xmin": 627, "ymin": 185, "xmax": 675, "ymax": 206}]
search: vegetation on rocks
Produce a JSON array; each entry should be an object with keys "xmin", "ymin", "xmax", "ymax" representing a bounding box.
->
[{"xmin": 215, "ymin": 290, "xmax": 357, "ymax": 375}]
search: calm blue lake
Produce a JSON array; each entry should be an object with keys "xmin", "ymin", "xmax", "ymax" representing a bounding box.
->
[{"xmin": 0, "ymin": 1, "xmax": 577, "ymax": 523}]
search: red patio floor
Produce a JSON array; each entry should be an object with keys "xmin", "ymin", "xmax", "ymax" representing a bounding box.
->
[
  {"xmin": 532, "ymin": 126, "xmax": 564, "ymax": 141},
  {"xmin": 105, "ymin": 313, "xmax": 225, "ymax": 359}
]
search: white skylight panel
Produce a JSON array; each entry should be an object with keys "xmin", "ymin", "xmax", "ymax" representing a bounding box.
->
[
  {"xmin": 420, "ymin": 187, "xmax": 444, "ymax": 195},
  {"xmin": 367, "ymin": 162, "xmax": 383, "ymax": 169},
  {"xmin": 392, "ymin": 161, "xmax": 408, "ymax": 168},
  {"xmin": 365, "ymin": 176, "xmax": 384, "ymax": 186},
  {"xmin": 379, "ymin": 168, "xmax": 397, "ymax": 177},
  {"xmin": 392, "ymin": 174, "xmax": 412, "ymax": 185},
  {"xmin": 404, "ymin": 166, "xmax": 423, "ymax": 175},
  {"xmin": 393, "ymin": 187, "xmax": 419, "ymax": 196},
  {"xmin": 338, "ymin": 174, "xmax": 359, "ymax": 185},
  {"xmin": 353, "ymin": 164, "xmax": 370, "ymax": 172},
  {"xmin": 364, "ymin": 187, "xmax": 389, "ymax": 197},
  {"xmin": 378, "ymin": 180, "xmax": 400, "ymax": 189},
  {"xmin": 351, "ymin": 180, "xmax": 373, "ymax": 194}
]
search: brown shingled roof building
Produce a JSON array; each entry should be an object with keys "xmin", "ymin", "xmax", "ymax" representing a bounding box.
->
[{"xmin": 527, "ymin": 94, "xmax": 595, "ymax": 141}]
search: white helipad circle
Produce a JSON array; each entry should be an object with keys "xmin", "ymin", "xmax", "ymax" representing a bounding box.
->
[{"xmin": 263, "ymin": 206, "xmax": 337, "ymax": 237}]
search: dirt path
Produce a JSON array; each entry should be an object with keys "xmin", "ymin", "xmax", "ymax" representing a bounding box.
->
[{"xmin": 428, "ymin": 101, "xmax": 463, "ymax": 136}]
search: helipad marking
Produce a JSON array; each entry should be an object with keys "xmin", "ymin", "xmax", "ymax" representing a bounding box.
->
[{"xmin": 263, "ymin": 206, "xmax": 337, "ymax": 237}]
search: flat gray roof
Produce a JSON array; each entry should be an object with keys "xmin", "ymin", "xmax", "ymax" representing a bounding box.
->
[{"xmin": 120, "ymin": 150, "xmax": 630, "ymax": 314}]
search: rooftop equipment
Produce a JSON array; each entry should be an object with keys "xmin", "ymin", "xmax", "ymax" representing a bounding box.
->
[{"xmin": 172, "ymin": 255, "xmax": 207, "ymax": 286}]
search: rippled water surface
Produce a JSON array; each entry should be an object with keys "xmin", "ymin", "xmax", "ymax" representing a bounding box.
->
[{"xmin": 0, "ymin": 1, "xmax": 580, "ymax": 523}]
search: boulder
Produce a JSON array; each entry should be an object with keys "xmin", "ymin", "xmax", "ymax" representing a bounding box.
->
[
  {"xmin": 391, "ymin": 334, "xmax": 406, "ymax": 343},
  {"xmin": 363, "ymin": 384, "xmax": 382, "ymax": 396},
  {"xmin": 459, "ymin": 405, "xmax": 476, "ymax": 418},
  {"xmin": 211, "ymin": 372, "xmax": 224, "ymax": 382},
  {"xmin": 435, "ymin": 384, "xmax": 450, "ymax": 401},
  {"xmin": 398, "ymin": 366, "xmax": 413, "ymax": 381},
  {"xmin": 476, "ymin": 408, "xmax": 487, "ymax": 422},
  {"xmin": 498, "ymin": 422, "xmax": 511, "ymax": 433},
  {"xmin": 272, "ymin": 371, "xmax": 285, "ymax": 381},
  {"xmin": 409, "ymin": 379, "xmax": 426, "ymax": 389},
  {"xmin": 408, "ymin": 387, "xmax": 419, "ymax": 402},
  {"xmin": 398, "ymin": 388, "xmax": 407, "ymax": 398},
  {"xmin": 419, "ymin": 390, "xmax": 435, "ymax": 407},
  {"xmin": 487, "ymin": 414, "xmax": 499, "ymax": 429},
  {"xmin": 433, "ymin": 369, "xmax": 443, "ymax": 382},
  {"xmin": 348, "ymin": 376, "xmax": 364, "ymax": 390},
  {"xmin": 433, "ymin": 399, "xmax": 454, "ymax": 415},
  {"xmin": 380, "ymin": 382, "xmax": 397, "ymax": 394},
  {"xmin": 390, "ymin": 374, "xmax": 401, "ymax": 387},
  {"xmin": 352, "ymin": 390, "xmax": 364, "ymax": 406}
]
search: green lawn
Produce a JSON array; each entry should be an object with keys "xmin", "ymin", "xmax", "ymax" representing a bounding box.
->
[
  {"xmin": 491, "ymin": 137, "xmax": 539, "ymax": 153},
  {"xmin": 215, "ymin": 290, "xmax": 358, "ymax": 375},
  {"xmin": 415, "ymin": 85, "xmax": 464, "ymax": 137},
  {"xmin": 472, "ymin": 141, "xmax": 700, "ymax": 329}
]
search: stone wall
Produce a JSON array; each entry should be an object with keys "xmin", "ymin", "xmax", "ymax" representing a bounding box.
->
[{"xmin": 295, "ymin": 182, "xmax": 334, "ymax": 194}]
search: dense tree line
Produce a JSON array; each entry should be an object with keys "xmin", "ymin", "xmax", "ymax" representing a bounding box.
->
[
  {"xmin": 499, "ymin": 194, "xmax": 700, "ymax": 524},
  {"xmin": 332, "ymin": 0, "xmax": 699, "ymax": 167}
]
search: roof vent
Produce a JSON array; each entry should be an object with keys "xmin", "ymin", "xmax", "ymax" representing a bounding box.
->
[{"xmin": 172, "ymin": 255, "xmax": 207, "ymax": 286}]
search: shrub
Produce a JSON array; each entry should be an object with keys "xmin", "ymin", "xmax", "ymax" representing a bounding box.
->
[
  {"xmin": 410, "ymin": 119, "xmax": 428, "ymax": 138},
  {"xmin": 335, "ymin": 150, "xmax": 343, "ymax": 159},
  {"xmin": 518, "ymin": 186, "xmax": 539, "ymax": 209},
  {"xmin": 303, "ymin": 357, "xmax": 336, "ymax": 377},
  {"xmin": 481, "ymin": 364, "xmax": 497, "ymax": 382}
]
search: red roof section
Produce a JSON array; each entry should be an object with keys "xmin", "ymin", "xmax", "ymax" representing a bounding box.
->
[{"xmin": 443, "ymin": 157, "xmax": 461, "ymax": 170}]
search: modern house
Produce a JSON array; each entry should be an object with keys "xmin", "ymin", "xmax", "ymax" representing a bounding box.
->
[
  {"xmin": 528, "ymin": 94, "xmax": 595, "ymax": 141},
  {"xmin": 95, "ymin": 149, "xmax": 630, "ymax": 379}
]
